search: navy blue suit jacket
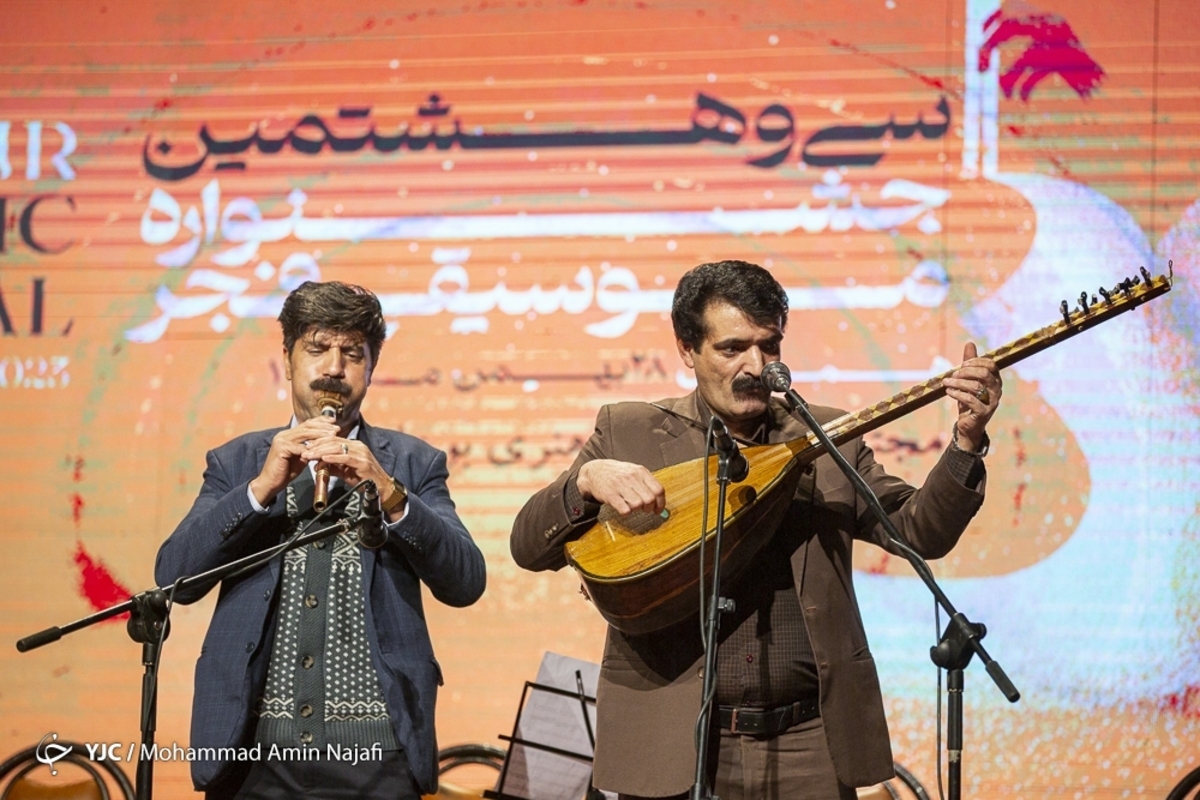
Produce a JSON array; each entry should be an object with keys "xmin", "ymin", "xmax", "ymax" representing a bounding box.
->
[{"xmin": 155, "ymin": 421, "xmax": 486, "ymax": 793}]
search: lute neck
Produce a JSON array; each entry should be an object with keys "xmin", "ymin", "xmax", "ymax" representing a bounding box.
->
[{"xmin": 788, "ymin": 268, "xmax": 1172, "ymax": 457}]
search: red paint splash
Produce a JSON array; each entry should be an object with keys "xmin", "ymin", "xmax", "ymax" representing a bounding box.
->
[
  {"xmin": 70, "ymin": 492, "xmax": 85, "ymax": 526},
  {"xmin": 826, "ymin": 37, "xmax": 952, "ymax": 96},
  {"xmin": 1047, "ymin": 152, "xmax": 1073, "ymax": 178},
  {"xmin": 863, "ymin": 552, "xmax": 891, "ymax": 575},
  {"xmin": 1164, "ymin": 685, "xmax": 1200, "ymax": 717},
  {"xmin": 1011, "ymin": 426, "xmax": 1028, "ymax": 523},
  {"xmin": 1011, "ymin": 482, "xmax": 1026, "ymax": 520},
  {"xmin": 979, "ymin": 7, "xmax": 1105, "ymax": 101},
  {"xmin": 72, "ymin": 456, "xmax": 85, "ymax": 482},
  {"xmin": 73, "ymin": 541, "xmax": 132, "ymax": 620}
]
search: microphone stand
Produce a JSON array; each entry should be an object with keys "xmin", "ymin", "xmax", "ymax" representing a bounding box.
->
[
  {"xmin": 690, "ymin": 427, "xmax": 744, "ymax": 800},
  {"xmin": 14, "ymin": 484, "xmax": 377, "ymax": 800},
  {"xmin": 770, "ymin": 384, "xmax": 1019, "ymax": 800}
]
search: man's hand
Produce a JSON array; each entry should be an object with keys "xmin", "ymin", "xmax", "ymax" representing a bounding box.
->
[
  {"xmin": 249, "ymin": 416, "xmax": 340, "ymax": 506},
  {"xmin": 577, "ymin": 459, "xmax": 666, "ymax": 516},
  {"xmin": 944, "ymin": 342, "xmax": 1002, "ymax": 452},
  {"xmin": 300, "ymin": 437, "xmax": 394, "ymax": 500}
]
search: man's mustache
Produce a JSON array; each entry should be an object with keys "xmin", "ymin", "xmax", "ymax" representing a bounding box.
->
[
  {"xmin": 732, "ymin": 375, "xmax": 765, "ymax": 396},
  {"xmin": 310, "ymin": 378, "xmax": 350, "ymax": 396}
]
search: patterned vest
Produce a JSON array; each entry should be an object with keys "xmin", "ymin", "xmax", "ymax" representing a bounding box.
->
[{"xmin": 253, "ymin": 467, "xmax": 401, "ymax": 751}]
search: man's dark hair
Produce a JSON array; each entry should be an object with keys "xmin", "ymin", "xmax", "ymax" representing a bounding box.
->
[
  {"xmin": 671, "ymin": 260, "xmax": 789, "ymax": 350},
  {"xmin": 278, "ymin": 281, "xmax": 387, "ymax": 363}
]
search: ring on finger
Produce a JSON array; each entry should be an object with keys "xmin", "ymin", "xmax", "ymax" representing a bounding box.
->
[
  {"xmin": 341, "ymin": 443, "xmax": 348, "ymax": 455},
  {"xmin": 975, "ymin": 387, "xmax": 990, "ymax": 404}
]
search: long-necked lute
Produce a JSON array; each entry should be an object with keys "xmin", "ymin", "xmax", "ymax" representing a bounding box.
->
[{"xmin": 565, "ymin": 267, "xmax": 1173, "ymax": 635}]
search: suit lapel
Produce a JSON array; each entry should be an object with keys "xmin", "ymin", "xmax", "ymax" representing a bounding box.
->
[
  {"xmin": 653, "ymin": 394, "xmax": 815, "ymax": 461},
  {"xmin": 769, "ymin": 398, "xmax": 813, "ymax": 441},
  {"xmin": 287, "ymin": 464, "xmax": 316, "ymax": 517},
  {"xmin": 357, "ymin": 421, "xmax": 395, "ymax": 472},
  {"xmin": 766, "ymin": 399, "xmax": 820, "ymax": 503},
  {"xmin": 656, "ymin": 393, "xmax": 709, "ymax": 467}
]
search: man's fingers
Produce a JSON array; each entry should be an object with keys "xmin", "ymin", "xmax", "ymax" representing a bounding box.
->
[
  {"xmin": 609, "ymin": 496, "xmax": 633, "ymax": 515},
  {"xmin": 579, "ymin": 459, "xmax": 666, "ymax": 514},
  {"xmin": 611, "ymin": 484, "xmax": 664, "ymax": 516},
  {"xmin": 299, "ymin": 435, "xmax": 347, "ymax": 458},
  {"xmin": 630, "ymin": 481, "xmax": 665, "ymax": 514}
]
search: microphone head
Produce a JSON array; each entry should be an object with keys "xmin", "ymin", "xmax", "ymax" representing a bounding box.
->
[
  {"xmin": 761, "ymin": 361, "xmax": 792, "ymax": 392},
  {"xmin": 357, "ymin": 480, "xmax": 387, "ymax": 549}
]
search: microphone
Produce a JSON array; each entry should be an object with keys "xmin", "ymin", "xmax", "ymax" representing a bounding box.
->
[
  {"xmin": 710, "ymin": 417, "xmax": 749, "ymax": 483},
  {"xmin": 312, "ymin": 395, "xmax": 343, "ymax": 512},
  {"xmin": 760, "ymin": 361, "xmax": 793, "ymax": 393},
  {"xmin": 357, "ymin": 480, "xmax": 388, "ymax": 549},
  {"xmin": 761, "ymin": 361, "xmax": 810, "ymax": 414}
]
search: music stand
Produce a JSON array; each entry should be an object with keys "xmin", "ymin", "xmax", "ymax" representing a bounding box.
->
[{"xmin": 484, "ymin": 653, "xmax": 605, "ymax": 800}]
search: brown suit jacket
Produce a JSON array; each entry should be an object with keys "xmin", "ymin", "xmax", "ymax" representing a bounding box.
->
[{"xmin": 510, "ymin": 393, "xmax": 984, "ymax": 796}]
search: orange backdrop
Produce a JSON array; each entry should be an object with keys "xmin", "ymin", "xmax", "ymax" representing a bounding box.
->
[{"xmin": 2, "ymin": 0, "xmax": 1199, "ymax": 797}]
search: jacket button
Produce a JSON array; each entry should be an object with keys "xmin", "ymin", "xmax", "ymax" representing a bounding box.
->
[
  {"xmin": 697, "ymin": 667, "xmax": 704, "ymax": 678},
  {"xmin": 263, "ymin": 590, "xmax": 271, "ymax": 601},
  {"xmin": 304, "ymin": 594, "xmax": 319, "ymax": 609},
  {"xmin": 301, "ymin": 655, "xmax": 314, "ymax": 669},
  {"xmin": 299, "ymin": 732, "xmax": 313, "ymax": 744},
  {"xmin": 245, "ymin": 642, "xmax": 254, "ymax": 653},
  {"xmin": 299, "ymin": 704, "xmax": 313, "ymax": 718}
]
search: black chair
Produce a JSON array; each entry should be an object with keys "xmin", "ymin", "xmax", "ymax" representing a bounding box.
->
[
  {"xmin": 1167, "ymin": 765, "xmax": 1200, "ymax": 800},
  {"xmin": 856, "ymin": 762, "xmax": 931, "ymax": 799},
  {"xmin": 0, "ymin": 740, "xmax": 133, "ymax": 800},
  {"xmin": 422, "ymin": 743, "xmax": 506, "ymax": 800}
]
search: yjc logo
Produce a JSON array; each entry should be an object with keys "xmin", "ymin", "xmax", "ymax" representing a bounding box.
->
[{"xmin": 34, "ymin": 733, "xmax": 73, "ymax": 776}]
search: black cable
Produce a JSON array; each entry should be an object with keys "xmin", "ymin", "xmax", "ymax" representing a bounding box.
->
[{"xmin": 693, "ymin": 417, "xmax": 719, "ymax": 762}]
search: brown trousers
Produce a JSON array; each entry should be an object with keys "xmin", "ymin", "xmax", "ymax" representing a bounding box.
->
[{"xmin": 618, "ymin": 717, "xmax": 857, "ymax": 800}]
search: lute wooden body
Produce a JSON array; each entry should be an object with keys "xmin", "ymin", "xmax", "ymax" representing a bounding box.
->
[{"xmin": 565, "ymin": 267, "xmax": 1173, "ymax": 635}]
